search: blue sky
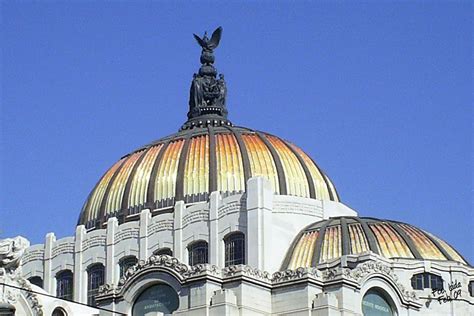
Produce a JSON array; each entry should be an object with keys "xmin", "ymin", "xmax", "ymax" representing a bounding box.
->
[{"xmin": 1, "ymin": 2, "xmax": 472, "ymax": 263}]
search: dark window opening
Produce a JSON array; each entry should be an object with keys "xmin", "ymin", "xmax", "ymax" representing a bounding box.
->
[
  {"xmin": 154, "ymin": 247, "xmax": 173, "ymax": 256},
  {"xmin": 411, "ymin": 273, "xmax": 443, "ymax": 290},
  {"xmin": 28, "ymin": 276, "xmax": 43, "ymax": 289},
  {"xmin": 188, "ymin": 241, "xmax": 208, "ymax": 265},
  {"xmin": 87, "ymin": 264, "xmax": 105, "ymax": 306},
  {"xmin": 469, "ymin": 281, "xmax": 474, "ymax": 297},
  {"xmin": 224, "ymin": 232, "xmax": 245, "ymax": 266},
  {"xmin": 56, "ymin": 270, "xmax": 73, "ymax": 301}
]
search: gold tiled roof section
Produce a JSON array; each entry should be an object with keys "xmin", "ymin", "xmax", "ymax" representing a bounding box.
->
[
  {"xmin": 427, "ymin": 232, "xmax": 466, "ymax": 264},
  {"xmin": 281, "ymin": 217, "xmax": 468, "ymax": 269},
  {"xmin": 183, "ymin": 135, "xmax": 209, "ymax": 198},
  {"xmin": 153, "ymin": 139, "xmax": 185, "ymax": 202},
  {"xmin": 288, "ymin": 143, "xmax": 331, "ymax": 201},
  {"xmin": 83, "ymin": 158, "xmax": 125, "ymax": 223},
  {"xmin": 266, "ymin": 135, "xmax": 310, "ymax": 198},
  {"xmin": 398, "ymin": 223, "xmax": 446, "ymax": 260},
  {"xmin": 319, "ymin": 225, "xmax": 342, "ymax": 263},
  {"xmin": 370, "ymin": 223, "xmax": 414, "ymax": 259},
  {"xmin": 348, "ymin": 223, "xmax": 370, "ymax": 255},
  {"xmin": 241, "ymin": 134, "xmax": 279, "ymax": 194},
  {"xmin": 127, "ymin": 144, "xmax": 163, "ymax": 208},
  {"xmin": 288, "ymin": 230, "xmax": 318, "ymax": 269},
  {"xmin": 216, "ymin": 133, "xmax": 245, "ymax": 193},
  {"xmin": 79, "ymin": 127, "xmax": 341, "ymax": 229},
  {"xmin": 104, "ymin": 150, "xmax": 142, "ymax": 214}
]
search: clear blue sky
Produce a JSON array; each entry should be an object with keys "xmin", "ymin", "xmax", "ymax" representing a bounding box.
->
[{"xmin": 1, "ymin": 2, "xmax": 472, "ymax": 264}]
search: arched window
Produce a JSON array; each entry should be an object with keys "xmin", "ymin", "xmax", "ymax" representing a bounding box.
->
[
  {"xmin": 28, "ymin": 276, "xmax": 43, "ymax": 289},
  {"xmin": 87, "ymin": 264, "xmax": 105, "ymax": 306},
  {"xmin": 56, "ymin": 270, "xmax": 73, "ymax": 301},
  {"xmin": 52, "ymin": 307, "xmax": 67, "ymax": 316},
  {"xmin": 154, "ymin": 247, "xmax": 173, "ymax": 256},
  {"xmin": 411, "ymin": 273, "xmax": 443, "ymax": 290},
  {"xmin": 362, "ymin": 288, "xmax": 395, "ymax": 316},
  {"xmin": 132, "ymin": 283, "xmax": 179, "ymax": 315},
  {"xmin": 119, "ymin": 256, "xmax": 138, "ymax": 278},
  {"xmin": 224, "ymin": 232, "xmax": 245, "ymax": 266},
  {"xmin": 188, "ymin": 241, "xmax": 208, "ymax": 265}
]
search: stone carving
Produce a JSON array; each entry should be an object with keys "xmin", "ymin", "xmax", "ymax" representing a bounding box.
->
[
  {"xmin": 223, "ymin": 265, "xmax": 272, "ymax": 282},
  {"xmin": 272, "ymin": 267, "xmax": 320, "ymax": 283},
  {"xmin": 324, "ymin": 260, "xmax": 419, "ymax": 303},
  {"xmin": 0, "ymin": 237, "xmax": 43, "ymax": 315},
  {"xmin": 0, "ymin": 236, "xmax": 29, "ymax": 274}
]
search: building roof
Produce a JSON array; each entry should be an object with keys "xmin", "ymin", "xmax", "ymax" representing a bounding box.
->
[
  {"xmin": 78, "ymin": 126, "xmax": 339, "ymax": 229},
  {"xmin": 282, "ymin": 216, "xmax": 469, "ymax": 269}
]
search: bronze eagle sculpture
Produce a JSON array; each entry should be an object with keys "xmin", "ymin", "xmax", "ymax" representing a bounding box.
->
[{"xmin": 193, "ymin": 26, "xmax": 222, "ymax": 52}]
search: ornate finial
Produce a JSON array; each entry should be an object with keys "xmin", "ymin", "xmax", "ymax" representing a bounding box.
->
[{"xmin": 182, "ymin": 27, "xmax": 231, "ymax": 130}]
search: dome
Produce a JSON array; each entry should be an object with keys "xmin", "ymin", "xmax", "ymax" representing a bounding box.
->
[
  {"xmin": 78, "ymin": 126, "xmax": 339, "ymax": 229},
  {"xmin": 77, "ymin": 33, "xmax": 340, "ymax": 230},
  {"xmin": 282, "ymin": 216, "xmax": 468, "ymax": 269}
]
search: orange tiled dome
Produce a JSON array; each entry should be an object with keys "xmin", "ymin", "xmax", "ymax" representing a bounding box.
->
[
  {"xmin": 78, "ymin": 126, "xmax": 339, "ymax": 229},
  {"xmin": 282, "ymin": 217, "xmax": 468, "ymax": 269}
]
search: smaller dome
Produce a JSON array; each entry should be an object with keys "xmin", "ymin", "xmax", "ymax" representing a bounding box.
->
[{"xmin": 282, "ymin": 217, "xmax": 468, "ymax": 269}]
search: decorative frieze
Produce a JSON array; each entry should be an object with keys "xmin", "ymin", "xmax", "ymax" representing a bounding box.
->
[
  {"xmin": 273, "ymin": 200, "xmax": 322, "ymax": 216},
  {"xmin": 149, "ymin": 219, "xmax": 174, "ymax": 235},
  {"xmin": 114, "ymin": 227, "xmax": 139, "ymax": 243},
  {"xmin": 23, "ymin": 249, "xmax": 44, "ymax": 264},
  {"xmin": 83, "ymin": 235, "xmax": 106, "ymax": 250},
  {"xmin": 52, "ymin": 242, "xmax": 74, "ymax": 258},
  {"xmin": 218, "ymin": 201, "xmax": 241, "ymax": 218},
  {"xmin": 182, "ymin": 209, "xmax": 209, "ymax": 227}
]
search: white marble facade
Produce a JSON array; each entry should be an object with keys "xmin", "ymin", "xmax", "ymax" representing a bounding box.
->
[{"xmin": 16, "ymin": 177, "xmax": 474, "ymax": 315}]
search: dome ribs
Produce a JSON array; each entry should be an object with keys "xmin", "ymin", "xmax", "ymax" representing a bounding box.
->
[
  {"xmin": 283, "ymin": 140, "xmax": 316, "ymax": 199},
  {"xmin": 208, "ymin": 126, "xmax": 217, "ymax": 193},
  {"xmin": 385, "ymin": 221, "xmax": 422, "ymax": 259},
  {"xmin": 97, "ymin": 158, "xmax": 128, "ymax": 228},
  {"xmin": 174, "ymin": 134, "xmax": 192, "ymax": 203},
  {"xmin": 146, "ymin": 141, "xmax": 171, "ymax": 209},
  {"xmin": 255, "ymin": 132, "xmax": 287, "ymax": 196},
  {"xmin": 120, "ymin": 147, "xmax": 152, "ymax": 220},
  {"xmin": 353, "ymin": 217, "xmax": 380, "ymax": 255},
  {"xmin": 311, "ymin": 218, "xmax": 332, "ymax": 266},
  {"xmin": 226, "ymin": 127, "xmax": 251, "ymax": 191},
  {"xmin": 340, "ymin": 218, "xmax": 350, "ymax": 257}
]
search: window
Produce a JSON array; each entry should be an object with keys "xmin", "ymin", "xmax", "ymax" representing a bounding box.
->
[
  {"xmin": 154, "ymin": 247, "xmax": 173, "ymax": 256},
  {"xmin": 224, "ymin": 232, "xmax": 245, "ymax": 266},
  {"xmin": 87, "ymin": 264, "xmax": 105, "ymax": 306},
  {"xmin": 119, "ymin": 256, "xmax": 138, "ymax": 278},
  {"xmin": 411, "ymin": 273, "xmax": 443, "ymax": 290},
  {"xmin": 52, "ymin": 307, "xmax": 67, "ymax": 316},
  {"xmin": 362, "ymin": 288, "xmax": 395, "ymax": 316},
  {"xmin": 132, "ymin": 284, "xmax": 179, "ymax": 315},
  {"xmin": 28, "ymin": 276, "xmax": 43, "ymax": 289},
  {"xmin": 469, "ymin": 281, "xmax": 474, "ymax": 297},
  {"xmin": 188, "ymin": 241, "xmax": 208, "ymax": 265},
  {"xmin": 56, "ymin": 270, "xmax": 73, "ymax": 301}
]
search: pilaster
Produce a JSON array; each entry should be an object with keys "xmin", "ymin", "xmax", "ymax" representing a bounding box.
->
[
  {"xmin": 74, "ymin": 225, "xmax": 86, "ymax": 303},
  {"xmin": 44, "ymin": 232, "xmax": 56, "ymax": 295},
  {"xmin": 246, "ymin": 177, "xmax": 273, "ymax": 271},
  {"xmin": 139, "ymin": 209, "xmax": 151, "ymax": 261},
  {"xmin": 173, "ymin": 201, "xmax": 185, "ymax": 263},
  {"xmin": 209, "ymin": 191, "xmax": 221, "ymax": 266},
  {"xmin": 106, "ymin": 217, "xmax": 118, "ymax": 285}
]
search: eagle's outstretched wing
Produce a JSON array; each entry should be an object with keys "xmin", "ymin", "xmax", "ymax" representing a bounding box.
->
[
  {"xmin": 193, "ymin": 34, "xmax": 206, "ymax": 48},
  {"xmin": 208, "ymin": 27, "xmax": 222, "ymax": 50}
]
